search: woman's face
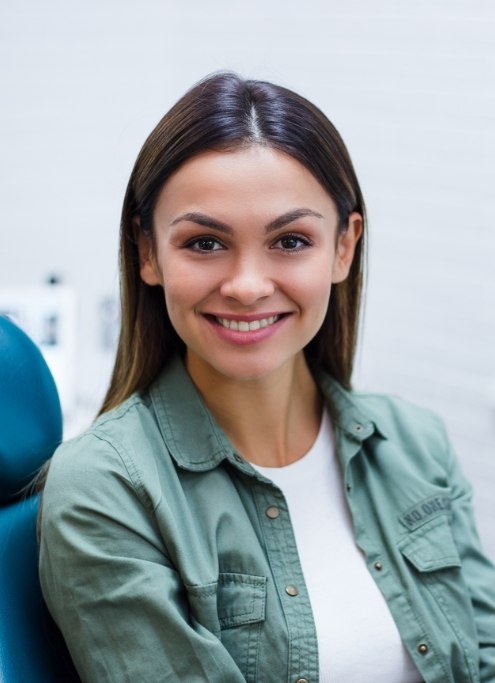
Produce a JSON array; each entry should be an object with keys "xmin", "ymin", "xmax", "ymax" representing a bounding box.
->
[{"xmin": 139, "ymin": 146, "xmax": 362, "ymax": 385}]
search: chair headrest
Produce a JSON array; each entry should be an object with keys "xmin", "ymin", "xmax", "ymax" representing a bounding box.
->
[{"xmin": 0, "ymin": 316, "xmax": 62, "ymax": 501}]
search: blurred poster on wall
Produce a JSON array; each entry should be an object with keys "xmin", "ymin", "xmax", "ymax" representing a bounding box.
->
[{"xmin": 0, "ymin": 285, "xmax": 76, "ymax": 418}]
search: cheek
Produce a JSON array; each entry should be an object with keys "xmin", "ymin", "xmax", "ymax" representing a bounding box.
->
[
  {"xmin": 163, "ymin": 279, "xmax": 194, "ymax": 315},
  {"xmin": 297, "ymin": 268, "xmax": 333, "ymax": 331},
  {"xmin": 162, "ymin": 263, "xmax": 214, "ymax": 317},
  {"xmin": 289, "ymin": 262, "xmax": 333, "ymax": 305}
]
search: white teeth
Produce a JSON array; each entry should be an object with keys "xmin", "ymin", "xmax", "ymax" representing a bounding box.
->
[{"xmin": 216, "ymin": 315, "xmax": 280, "ymax": 331}]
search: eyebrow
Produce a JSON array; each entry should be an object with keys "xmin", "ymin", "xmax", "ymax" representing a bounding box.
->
[
  {"xmin": 170, "ymin": 208, "xmax": 324, "ymax": 234},
  {"xmin": 266, "ymin": 208, "xmax": 324, "ymax": 232}
]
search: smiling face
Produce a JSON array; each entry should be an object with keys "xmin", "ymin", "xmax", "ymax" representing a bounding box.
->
[{"xmin": 139, "ymin": 145, "xmax": 362, "ymax": 386}]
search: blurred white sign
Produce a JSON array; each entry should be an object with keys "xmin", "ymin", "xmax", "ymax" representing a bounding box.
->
[{"xmin": 0, "ymin": 285, "xmax": 76, "ymax": 417}]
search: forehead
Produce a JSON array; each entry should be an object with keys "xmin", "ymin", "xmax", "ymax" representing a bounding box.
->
[{"xmin": 153, "ymin": 146, "xmax": 338, "ymax": 221}]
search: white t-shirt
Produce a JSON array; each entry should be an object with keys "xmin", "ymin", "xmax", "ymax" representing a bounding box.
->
[{"xmin": 252, "ymin": 409, "xmax": 422, "ymax": 683}]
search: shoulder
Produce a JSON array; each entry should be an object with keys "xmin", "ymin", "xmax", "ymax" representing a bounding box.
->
[
  {"xmin": 318, "ymin": 369, "xmax": 454, "ymax": 470},
  {"xmin": 319, "ymin": 369, "xmax": 447, "ymax": 443},
  {"xmin": 44, "ymin": 392, "xmax": 166, "ymax": 514},
  {"xmin": 354, "ymin": 390, "xmax": 446, "ymax": 440},
  {"xmin": 350, "ymin": 389, "xmax": 459, "ymax": 475}
]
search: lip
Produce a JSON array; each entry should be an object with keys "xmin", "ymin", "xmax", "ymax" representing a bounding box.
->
[{"xmin": 203, "ymin": 312, "xmax": 291, "ymax": 346}]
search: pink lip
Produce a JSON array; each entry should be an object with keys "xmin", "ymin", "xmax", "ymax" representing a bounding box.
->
[{"xmin": 203, "ymin": 313, "xmax": 291, "ymax": 346}]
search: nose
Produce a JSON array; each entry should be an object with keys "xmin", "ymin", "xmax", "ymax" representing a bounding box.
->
[{"xmin": 220, "ymin": 255, "xmax": 275, "ymax": 305}]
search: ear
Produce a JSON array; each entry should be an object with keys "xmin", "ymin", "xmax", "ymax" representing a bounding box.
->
[
  {"xmin": 135, "ymin": 217, "xmax": 162, "ymax": 286},
  {"xmin": 331, "ymin": 212, "xmax": 363, "ymax": 284}
]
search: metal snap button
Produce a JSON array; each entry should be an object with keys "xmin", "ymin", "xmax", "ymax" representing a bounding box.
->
[
  {"xmin": 285, "ymin": 584, "xmax": 299, "ymax": 597},
  {"xmin": 265, "ymin": 506, "xmax": 280, "ymax": 519},
  {"xmin": 417, "ymin": 643, "xmax": 428, "ymax": 655},
  {"xmin": 374, "ymin": 561, "xmax": 383, "ymax": 571}
]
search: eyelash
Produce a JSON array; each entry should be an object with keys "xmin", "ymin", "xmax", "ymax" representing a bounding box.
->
[{"xmin": 183, "ymin": 233, "xmax": 313, "ymax": 254}]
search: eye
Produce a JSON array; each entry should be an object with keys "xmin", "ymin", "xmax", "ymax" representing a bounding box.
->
[
  {"xmin": 185, "ymin": 236, "xmax": 225, "ymax": 252},
  {"xmin": 272, "ymin": 234, "xmax": 312, "ymax": 252}
]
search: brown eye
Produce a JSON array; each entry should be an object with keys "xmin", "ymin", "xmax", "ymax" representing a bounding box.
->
[
  {"xmin": 197, "ymin": 238, "xmax": 217, "ymax": 251},
  {"xmin": 186, "ymin": 237, "xmax": 224, "ymax": 252},
  {"xmin": 272, "ymin": 234, "xmax": 312, "ymax": 252},
  {"xmin": 280, "ymin": 236, "xmax": 300, "ymax": 250}
]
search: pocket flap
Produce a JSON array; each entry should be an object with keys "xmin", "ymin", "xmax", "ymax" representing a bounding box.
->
[
  {"xmin": 398, "ymin": 517, "xmax": 461, "ymax": 572},
  {"xmin": 217, "ymin": 572, "xmax": 266, "ymax": 629}
]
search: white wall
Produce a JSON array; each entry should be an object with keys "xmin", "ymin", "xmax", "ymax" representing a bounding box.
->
[{"xmin": 1, "ymin": 0, "xmax": 494, "ymax": 558}]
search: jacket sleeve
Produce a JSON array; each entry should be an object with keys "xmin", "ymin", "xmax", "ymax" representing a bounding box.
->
[
  {"xmin": 38, "ymin": 433, "xmax": 246, "ymax": 683},
  {"xmin": 441, "ymin": 422, "xmax": 495, "ymax": 681}
]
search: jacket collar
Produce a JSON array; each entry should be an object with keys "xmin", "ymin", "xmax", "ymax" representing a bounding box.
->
[
  {"xmin": 317, "ymin": 371, "xmax": 385, "ymax": 469},
  {"xmin": 149, "ymin": 355, "xmax": 233, "ymax": 471},
  {"xmin": 149, "ymin": 355, "xmax": 385, "ymax": 473}
]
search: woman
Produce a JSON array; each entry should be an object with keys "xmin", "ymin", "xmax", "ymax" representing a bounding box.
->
[{"xmin": 39, "ymin": 72, "xmax": 495, "ymax": 682}]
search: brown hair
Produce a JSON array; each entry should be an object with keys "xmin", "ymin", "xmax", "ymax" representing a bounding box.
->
[{"xmin": 100, "ymin": 71, "xmax": 366, "ymax": 414}]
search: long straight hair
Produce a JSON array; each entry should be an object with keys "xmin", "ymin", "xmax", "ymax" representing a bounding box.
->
[{"xmin": 100, "ymin": 72, "xmax": 366, "ymax": 414}]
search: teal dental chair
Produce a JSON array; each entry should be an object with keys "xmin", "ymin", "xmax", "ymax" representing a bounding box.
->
[{"xmin": 0, "ymin": 316, "xmax": 80, "ymax": 682}]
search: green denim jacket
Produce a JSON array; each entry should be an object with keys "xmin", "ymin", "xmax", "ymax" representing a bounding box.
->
[{"xmin": 39, "ymin": 356, "xmax": 495, "ymax": 682}]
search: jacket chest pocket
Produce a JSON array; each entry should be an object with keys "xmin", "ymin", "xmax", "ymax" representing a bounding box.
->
[
  {"xmin": 217, "ymin": 572, "xmax": 266, "ymax": 683},
  {"xmin": 187, "ymin": 572, "xmax": 267, "ymax": 683},
  {"xmin": 398, "ymin": 515, "xmax": 461, "ymax": 572},
  {"xmin": 397, "ymin": 516, "xmax": 480, "ymax": 681},
  {"xmin": 217, "ymin": 572, "xmax": 266, "ymax": 629}
]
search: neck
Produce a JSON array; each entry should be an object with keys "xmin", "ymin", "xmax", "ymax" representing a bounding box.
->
[{"xmin": 186, "ymin": 352, "xmax": 323, "ymax": 467}]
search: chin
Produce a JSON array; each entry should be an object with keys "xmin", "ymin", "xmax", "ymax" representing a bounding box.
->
[
  {"xmin": 186, "ymin": 345, "xmax": 307, "ymax": 386},
  {"xmin": 208, "ymin": 351, "xmax": 301, "ymax": 384},
  {"xmin": 215, "ymin": 363, "xmax": 278, "ymax": 383}
]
